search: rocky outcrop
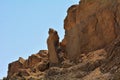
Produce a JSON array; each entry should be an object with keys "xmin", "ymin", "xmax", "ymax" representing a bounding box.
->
[
  {"xmin": 45, "ymin": 49, "xmax": 108, "ymax": 80},
  {"xmin": 7, "ymin": 57, "xmax": 25, "ymax": 78},
  {"xmin": 24, "ymin": 54, "xmax": 42, "ymax": 68},
  {"xmin": 47, "ymin": 28, "xmax": 59, "ymax": 65},
  {"xmin": 62, "ymin": 0, "xmax": 120, "ymax": 61},
  {"xmin": 5, "ymin": 0, "xmax": 120, "ymax": 80},
  {"xmin": 7, "ymin": 50, "xmax": 49, "ymax": 79}
]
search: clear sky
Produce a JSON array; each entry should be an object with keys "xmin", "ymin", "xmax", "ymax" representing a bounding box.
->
[{"xmin": 0, "ymin": 0, "xmax": 79, "ymax": 79}]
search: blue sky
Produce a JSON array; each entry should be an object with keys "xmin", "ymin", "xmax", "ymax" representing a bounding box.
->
[{"xmin": 0, "ymin": 0, "xmax": 79, "ymax": 78}]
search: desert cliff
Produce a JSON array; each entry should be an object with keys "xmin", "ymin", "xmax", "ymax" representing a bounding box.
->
[{"xmin": 4, "ymin": 0, "xmax": 120, "ymax": 80}]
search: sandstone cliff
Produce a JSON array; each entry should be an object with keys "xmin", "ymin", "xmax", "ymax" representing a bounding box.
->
[
  {"xmin": 5, "ymin": 0, "xmax": 120, "ymax": 80},
  {"xmin": 62, "ymin": 0, "xmax": 120, "ymax": 61}
]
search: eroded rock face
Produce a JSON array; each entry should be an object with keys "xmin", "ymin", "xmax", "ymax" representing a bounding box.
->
[
  {"xmin": 6, "ymin": 0, "xmax": 120, "ymax": 80},
  {"xmin": 47, "ymin": 28, "xmax": 59, "ymax": 64},
  {"xmin": 7, "ymin": 50, "xmax": 48, "ymax": 79},
  {"xmin": 8, "ymin": 57, "xmax": 25, "ymax": 78},
  {"xmin": 62, "ymin": 0, "xmax": 120, "ymax": 61},
  {"xmin": 101, "ymin": 36, "xmax": 120, "ymax": 73},
  {"xmin": 24, "ymin": 54, "xmax": 41, "ymax": 68}
]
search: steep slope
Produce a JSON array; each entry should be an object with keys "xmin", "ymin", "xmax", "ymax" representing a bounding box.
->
[{"xmin": 4, "ymin": 0, "xmax": 120, "ymax": 80}]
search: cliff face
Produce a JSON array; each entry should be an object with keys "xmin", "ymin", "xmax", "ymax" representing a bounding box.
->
[
  {"xmin": 62, "ymin": 0, "xmax": 120, "ymax": 61},
  {"xmin": 5, "ymin": 0, "xmax": 120, "ymax": 80}
]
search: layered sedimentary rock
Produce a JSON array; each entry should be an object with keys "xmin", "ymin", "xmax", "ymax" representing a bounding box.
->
[{"xmin": 5, "ymin": 0, "xmax": 120, "ymax": 80}]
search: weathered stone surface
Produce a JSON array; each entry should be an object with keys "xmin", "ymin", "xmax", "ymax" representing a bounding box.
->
[
  {"xmin": 47, "ymin": 28, "xmax": 59, "ymax": 64},
  {"xmin": 45, "ymin": 48, "xmax": 109, "ymax": 80},
  {"xmin": 35, "ymin": 61, "xmax": 49, "ymax": 72},
  {"xmin": 62, "ymin": 0, "xmax": 120, "ymax": 61},
  {"xmin": 7, "ymin": 57, "xmax": 25, "ymax": 78},
  {"xmin": 7, "ymin": 50, "xmax": 48, "ymax": 79},
  {"xmin": 6, "ymin": 0, "xmax": 120, "ymax": 80},
  {"xmin": 37, "ymin": 50, "xmax": 48, "ymax": 58},
  {"xmin": 101, "ymin": 36, "xmax": 120, "ymax": 73},
  {"xmin": 24, "ymin": 54, "xmax": 41, "ymax": 68},
  {"xmin": 17, "ymin": 69, "xmax": 30, "ymax": 77}
]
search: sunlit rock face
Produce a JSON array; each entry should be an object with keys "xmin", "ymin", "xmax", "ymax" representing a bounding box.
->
[{"xmin": 62, "ymin": 0, "xmax": 120, "ymax": 61}]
